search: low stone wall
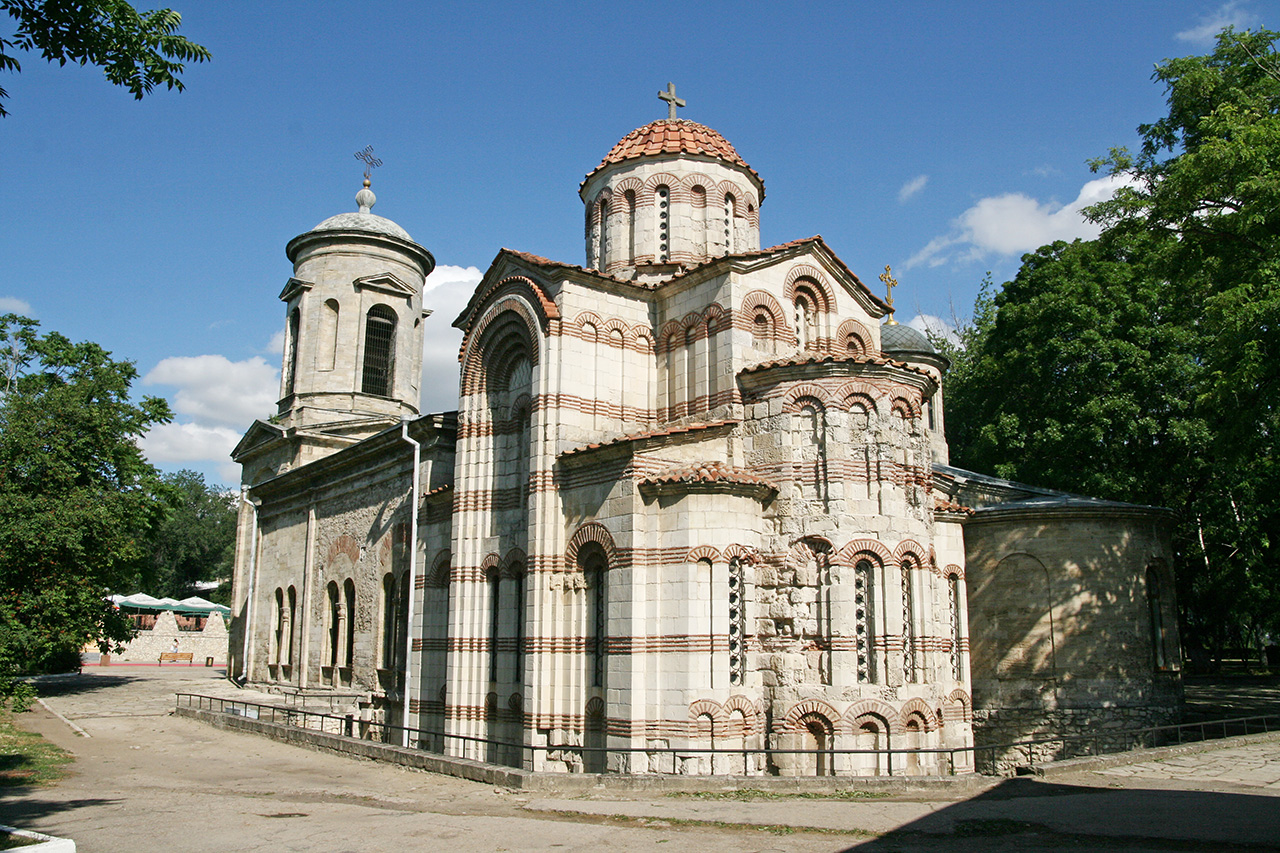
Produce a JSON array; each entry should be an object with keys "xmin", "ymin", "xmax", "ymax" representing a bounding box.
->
[
  {"xmin": 108, "ymin": 610, "xmax": 228, "ymax": 664},
  {"xmin": 973, "ymin": 703, "xmax": 1182, "ymax": 774}
]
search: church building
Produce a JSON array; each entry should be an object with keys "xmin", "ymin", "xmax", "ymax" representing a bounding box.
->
[{"xmin": 229, "ymin": 92, "xmax": 1183, "ymax": 776}]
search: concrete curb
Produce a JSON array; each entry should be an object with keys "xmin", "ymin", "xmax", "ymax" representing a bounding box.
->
[{"xmin": 177, "ymin": 705, "xmax": 994, "ymax": 794}]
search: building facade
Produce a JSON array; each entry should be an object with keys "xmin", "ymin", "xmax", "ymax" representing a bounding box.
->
[{"xmin": 229, "ymin": 110, "xmax": 1181, "ymax": 776}]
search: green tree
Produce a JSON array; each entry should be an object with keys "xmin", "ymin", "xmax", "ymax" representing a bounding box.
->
[
  {"xmin": 0, "ymin": 314, "xmax": 171, "ymax": 690},
  {"xmin": 0, "ymin": 0, "xmax": 209, "ymax": 116},
  {"xmin": 148, "ymin": 469, "xmax": 236, "ymax": 601}
]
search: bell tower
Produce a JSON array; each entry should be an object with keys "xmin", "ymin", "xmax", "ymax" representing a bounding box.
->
[{"xmin": 276, "ymin": 173, "xmax": 435, "ymax": 439}]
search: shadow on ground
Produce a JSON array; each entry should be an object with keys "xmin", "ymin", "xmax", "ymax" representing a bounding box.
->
[{"xmin": 840, "ymin": 777, "xmax": 1280, "ymax": 852}]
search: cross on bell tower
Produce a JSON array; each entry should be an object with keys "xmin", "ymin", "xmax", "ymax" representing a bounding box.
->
[
  {"xmin": 658, "ymin": 82, "xmax": 686, "ymax": 120},
  {"xmin": 880, "ymin": 265, "xmax": 899, "ymax": 325}
]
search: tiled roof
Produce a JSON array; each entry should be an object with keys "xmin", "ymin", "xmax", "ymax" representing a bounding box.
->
[
  {"xmin": 933, "ymin": 498, "xmax": 975, "ymax": 516},
  {"xmin": 640, "ymin": 461, "xmax": 778, "ymax": 492},
  {"xmin": 740, "ymin": 351, "xmax": 934, "ymax": 381},
  {"xmin": 561, "ymin": 419, "xmax": 738, "ymax": 458},
  {"xmin": 584, "ymin": 120, "xmax": 764, "ymax": 194},
  {"xmin": 424, "ymin": 483, "xmax": 453, "ymax": 498}
]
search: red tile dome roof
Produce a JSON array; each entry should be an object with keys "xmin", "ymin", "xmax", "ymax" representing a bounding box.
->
[{"xmin": 583, "ymin": 119, "xmax": 764, "ymax": 196}]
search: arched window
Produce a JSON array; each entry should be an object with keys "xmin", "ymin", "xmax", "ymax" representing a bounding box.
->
[
  {"xmin": 685, "ymin": 326, "xmax": 698, "ymax": 415},
  {"xmin": 285, "ymin": 585, "xmax": 297, "ymax": 670},
  {"xmin": 1147, "ymin": 566, "xmax": 1168, "ymax": 669},
  {"xmin": 795, "ymin": 293, "xmax": 815, "ymax": 350},
  {"xmin": 691, "ymin": 184, "xmax": 707, "ymax": 255},
  {"xmin": 361, "ymin": 305, "xmax": 396, "ymax": 396},
  {"xmin": 319, "ymin": 299, "xmax": 339, "ymax": 371},
  {"xmin": 597, "ymin": 197, "xmax": 609, "ymax": 269},
  {"xmin": 949, "ymin": 574, "xmax": 963, "ymax": 680},
  {"xmin": 901, "ymin": 561, "xmax": 916, "ymax": 683},
  {"xmin": 624, "ymin": 189, "xmax": 637, "ymax": 264},
  {"xmin": 855, "ymin": 559, "xmax": 876, "ymax": 683},
  {"xmin": 342, "ymin": 578, "xmax": 356, "ymax": 668},
  {"xmin": 488, "ymin": 570, "xmax": 501, "ymax": 683},
  {"xmin": 272, "ymin": 588, "xmax": 285, "ymax": 667},
  {"xmin": 752, "ymin": 310, "xmax": 772, "ymax": 351},
  {"xmin": 511, "ymin": 564, "xmax": 526, "ymax": 684},
  {"xmin": 325, "ymin": 581, "xmax": 341, "ymax": 668},
  {"xmin": 284, "ymin": 308, "xmax": 301, "ymax": 395},
  {"xmin": 581, "ymin": 545, "xmax": 608, "ymax": 689},
  {"xmin": 728, "ymin": 557, "xmax": 746, "ymax": 686},
  {"xmin": 655, "ymin": 185, "xmax": 670, "ymax": 262},
  {"xmin": 381, "ymin": 573, "xmax": 397, "ymax": 669},
  {"xmin": 724, "ymin": 193, "xmax": 736, "ymax": 254}
]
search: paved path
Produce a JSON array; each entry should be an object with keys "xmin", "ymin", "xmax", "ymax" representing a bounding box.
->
[{"xmin": 2, "ymin": 667, "xmax": 1279, "ymax": 852}]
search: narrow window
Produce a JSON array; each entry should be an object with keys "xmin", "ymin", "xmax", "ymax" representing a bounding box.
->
[
  {"xmin": 624, "ymin": 189, "xmax": 637, "ymax": 264},
  {"xmin": 489, "ymin": 572, "xmax": 501, "ymax": 683},
  {"xmin": 319, "ymin": 299, "xmax": 339, "ymax": 371},
  {"xmin": 685, "ymin": 326, "xmax": 698, "ymax": 415},
  {"xmin": 583, "ymin": 549, "xmax": 608, "ymax": 688},
  {"xmin": 361, "ymin": 305, "xmax": 396, "ymax": 396},
  {"xmin": 326, "ymin": 582, "xmax": 340, "ymax": 667},
  {"xmin": 286, "ymin": 585, "xmax": 297, "ymax": 669},
  {"xmin": 704, "ymin": 320, "xmax": 716, "ymax": 409},
  {"xmin": 597, "ymin": 197, "xmax": 609, "ymax": 270},
  {"xmin": 855, "ymin": 560, "xmax": 876, "ymax": 683},
  {"xmin": 728, "ymin": 558, "xmax": 746, "ymax": 686},
  {"xmin": 753, "ymin": 311, "xmax": 771, "ymax": 351},
  {"xmin": 1147, "ymin": 567, "xmax": 1167, "ymax": 669},
  {"xmin": 949, "ymin": 574, "xmax": 963, "ymax": 681},
  {"xmin": 381, "ymin": 573, "xmax": 397, "ymax": 669},
  {"xmin": 901, "ymin": 562, "xmax": 916, "ymax": 683},
  {"xmin": 724, "ymin": 193, "xmax": 736, "ymax": 254},
  {"xmin": 342, "ymin": 578, "xmax": 356, "ymax": 668},
  {"xmin": 656, "ymin": 186, "xmax": 670, "ymax": 262},
  {"xmin": 284, "ymin": 308, "xmax": 301, "ymax": 395},
  {"xmin": 273, "ymin": 588, "xmax": 285, "ymax": 667},
  {"xmin": 512, "ymin": 567, "xmax": 525, "ymax": 685},
  {"xmin": 699, "ymin": 558, "xmax": 714, "ymax": 686},
  {"xmin": 691, "ymin": 185, "xmax": 707, "ymax": 255}
]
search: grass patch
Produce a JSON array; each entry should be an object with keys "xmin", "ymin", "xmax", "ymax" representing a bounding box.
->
[
  {"xmin": 0, "ymin": 710, "xmax": 72, "ymax": 787},
  {"xmin": 668, "ymin": 787, "xmax": 890, "ymax": 802}
]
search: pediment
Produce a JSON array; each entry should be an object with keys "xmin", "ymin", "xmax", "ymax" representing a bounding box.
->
[
  {"xmin": 231, "ymin": 418, "xmax": 287, "ymax": 462},
  {"xmin": 278, "ymin": 277, "xmax": 314, "ymax": 303},
  {"xmin": 353, "ymin": 271, "xmax": 416, "ymax": 298}
]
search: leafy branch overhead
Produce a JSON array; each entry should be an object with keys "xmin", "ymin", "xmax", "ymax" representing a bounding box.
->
[
  {"xmin": 946, "ymin": 27, "xmax": 1280, "ymax": 663},
  {"xmin": 0, "ymin": 0, "xmax": 209, "ymax": 116}
]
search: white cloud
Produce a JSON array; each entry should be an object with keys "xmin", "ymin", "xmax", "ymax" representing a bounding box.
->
[
  {"xmin": 420, "ymin": 264, "xmax": 483, "ymax": 413},
  {"xmin": 138, "ymin": 421, "xmax": 244, "ymax": 479},
  {"xmin": 265, "ymin": 327, "xmax": 285, "ymax": 357},
  {"xmin": 143, "ymin": 354, "xmax": 279, "ymax": 429},
  {"xmin": 0, "ymin": 297, "xmax": 32, "ymax": 314},
  {"xmin": 907, "ymin": 313, "xmax": 961, "ymax": 347},
  {"xmin": 906, "ymin": 174, "xmax": 1134, "ymax": 269},
  {"xmin": 898, "ymin": 175, "xmax": 928, "ymax": 203},
  {"xmin": 1176, "ymin": 1, "xmax": 1258, "ymax": 44}
]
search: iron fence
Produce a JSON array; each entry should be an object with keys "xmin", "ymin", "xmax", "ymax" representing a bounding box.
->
[{"xmin": 174, "ymin": 692, "xmax": 1278, "ymax": 777}]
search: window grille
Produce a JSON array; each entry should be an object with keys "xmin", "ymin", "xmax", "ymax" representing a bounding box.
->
[
  {"xmin": 361, "ymin": 306, "xmax": 396, "ymax": 396},
  {"xmin": 902, "ymin": 562, "xmax": 916, "ymax": 682},
  {"xmin": 729, "ymin": 558, "xmax": 746, "ymax": 685},
  {"xmin": 855, "ymin": 560, "xmax": 875, "ymax": 682}
]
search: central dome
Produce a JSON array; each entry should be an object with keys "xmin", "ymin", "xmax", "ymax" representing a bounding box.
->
[{"xmin": 584, "ymin": 119, "xmax": 764, "ymax": 197}]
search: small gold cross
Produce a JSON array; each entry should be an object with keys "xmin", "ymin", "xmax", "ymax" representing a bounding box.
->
[{"xmin": 879, "ymin": 265, "xmax": 899, "ymax": 325}]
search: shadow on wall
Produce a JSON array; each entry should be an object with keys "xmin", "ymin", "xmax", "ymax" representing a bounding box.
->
[
  {"xmin": 965, "ymin": 514, "xmax": 1182, "ymax": 770},
  {"xmin": 839, "ymin": 777, "xmax": 1280, "ymax": 851}
]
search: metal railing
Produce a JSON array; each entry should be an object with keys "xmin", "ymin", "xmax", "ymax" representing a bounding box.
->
[{"xmin": 175, "ymin": 693, "xmax": 1278, "ymax": 777}]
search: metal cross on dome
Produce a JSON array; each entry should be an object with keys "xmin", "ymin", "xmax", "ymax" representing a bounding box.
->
[
  {"xmin": 880, "ymin": 265, "xmax": 899, "ymax": 325},
  {"xmin": 658, "ymin": 82, "xmax": 686, "ymax": 120},
  {"xmin": 354, "ymin": 145, "xmax": 383, "ymax": 181}
]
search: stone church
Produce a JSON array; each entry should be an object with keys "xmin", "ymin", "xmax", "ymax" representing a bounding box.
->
[{"xmin": 229, "ymin": 94, "xmax": 1183, "ymax": 776}]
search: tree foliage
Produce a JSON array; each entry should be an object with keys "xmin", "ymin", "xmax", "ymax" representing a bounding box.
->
[
  {"xmin": 148, "ymin": 469, "xmax": 235, "ymax": 602},
  {"xmin": 947, "ymin": 29, "xmax": 1280, "ymax": 664},
  {"xmin": 0, "ymin": 0, "xmax": 209, "ymax": 116},
  {"xmin": 0, "ymin": 314, "xmax": 171, "ymax": 688}
]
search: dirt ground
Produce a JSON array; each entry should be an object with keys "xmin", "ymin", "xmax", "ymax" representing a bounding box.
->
[{"xmin": 2, "ymin": 666, "xmax": 1278, "ymax": 853}]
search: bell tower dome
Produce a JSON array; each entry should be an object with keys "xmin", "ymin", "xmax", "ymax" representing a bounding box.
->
[
  {"xmin": 276, "ymin": 180, "xmax": 435, "ymax": 436},
  {"xmin": 580, "ymin": 85, "xmax": 764, "ymax": 283}
]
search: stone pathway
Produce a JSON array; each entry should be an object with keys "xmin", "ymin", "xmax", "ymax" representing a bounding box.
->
[
  {"xmin": 1095, "ymin": 740, "xmax": 1280, "ymax": 790},
  {"xmin": 5, "ymin": 667, "xmax": 1280, "ymax": 853}
]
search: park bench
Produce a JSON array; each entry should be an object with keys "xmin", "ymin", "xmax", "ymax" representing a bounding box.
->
[{"xmin": 158, "ymin": 652, "xmax": 194, "ymax": 665}]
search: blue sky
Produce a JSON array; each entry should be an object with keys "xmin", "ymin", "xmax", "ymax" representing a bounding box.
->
[{"xmin": 2, "ymin": 0, "xmax": 1271, "ymax": 486}]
